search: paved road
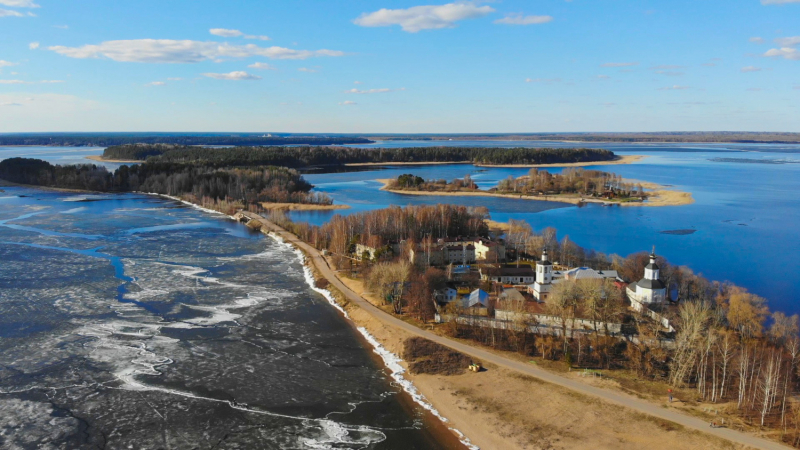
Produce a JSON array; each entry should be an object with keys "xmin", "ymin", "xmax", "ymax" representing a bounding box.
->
[{"xmin": 254, "ymin": 214, "xmax": 788, "ymax": 450}]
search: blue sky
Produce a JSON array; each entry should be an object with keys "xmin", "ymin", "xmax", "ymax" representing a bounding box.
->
[{"xmin": 0, "ymin": 0, "xmax": 798, "ymax": 132}]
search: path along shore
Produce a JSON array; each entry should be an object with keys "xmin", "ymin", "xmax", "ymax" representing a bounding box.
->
[{"xmin": 249, "ymin": 211, "xmax": 787, "ymax": 450}]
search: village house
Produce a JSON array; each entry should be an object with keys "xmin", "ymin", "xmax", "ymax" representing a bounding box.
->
[
  {"xmin": 409, "ymin": 236, "xmax": 506, "ymax": 266},
  {"xmin": 480, "ymin": 265, "xmax": 536, "ymax": 285}
]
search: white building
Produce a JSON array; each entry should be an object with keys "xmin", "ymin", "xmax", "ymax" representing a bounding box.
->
[
  {"xmin": 529, "ymin": 251, "xmax": 620, "ymax": 302},
  {"xmin": 530, "ymin": 250, "xmax": 554, "ymax": 301},
  {"xmin": 627, "ymin": 250, "xmax": 667, "ymax": 311},
  {"xmin": 480, "ymin": 266, "xmax": 536, "ymax": 285}
]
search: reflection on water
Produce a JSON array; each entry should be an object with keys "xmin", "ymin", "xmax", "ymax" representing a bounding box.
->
[{"xmin": 0, "ymin": 187, "xmax": 450, "ymax": 449}]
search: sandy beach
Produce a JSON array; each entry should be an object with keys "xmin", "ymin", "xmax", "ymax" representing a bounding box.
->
[
  {"xmin": 376, "ymin": 177, "xmax": 695, "ymax": 208},
  {"xmin": 475, "ymin": 154, "xmax": 647, "ymax": 168},
  {"xmin": 259, "ymin": 202, "xmax": 350, "ymax": 211},
  {"xmin": 86, "ymin": 155, "xmax": 143, "ymax": 164},
  {"xmin": 345, "ymin": 154, "xmax": 645, "ymax": 168}
]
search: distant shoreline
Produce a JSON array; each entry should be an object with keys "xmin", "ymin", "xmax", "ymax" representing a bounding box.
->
[
  {"xmin": 259, "ymin": 202, "xmax": 350, "ymax": 211},
  {"xmin": 86, "ymin": 155, "xmax": 141, "ymax": 164},
  {"xmin": 345, "ymin": 154, "xmax": 645, "ymax": 168}
]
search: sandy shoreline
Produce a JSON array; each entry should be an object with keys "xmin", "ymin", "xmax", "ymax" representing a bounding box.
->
[
  {"xmin": 346, "ymin": 154, "xmax": 645, "ymax": 168},
  {"xmin": 259, "ymin": 202, "xmax": 350, "ymax": 211},
  {"xmin": 476, "ymin": 153, "xmax": 646, "ymax": 168},
  {"xmin": 377, "ymin": 177, "xmax": 694, "ymax": 208},
  {"xmin": 246, "ymin": 214, "xmax": 759, "ymax": 450},
  {"xmin": 86, "ymin": 155, "xmax": 142, "ymax": 163}
]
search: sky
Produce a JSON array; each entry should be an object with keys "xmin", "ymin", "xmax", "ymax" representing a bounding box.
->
[{"xmin": 0, "ymin": 0, "xmax": 799, "ymax": 133}]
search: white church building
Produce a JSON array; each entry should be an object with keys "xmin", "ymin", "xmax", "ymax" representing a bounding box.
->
[
  {"xmin": 627, "ymin": 249, "xmax": 667, "ymax": 312},
  {"xmin": 530, "ymin": 250, "xmax": 554, "ymax": 301}
]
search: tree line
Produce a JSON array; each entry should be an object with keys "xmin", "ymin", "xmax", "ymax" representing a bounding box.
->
[
  {"xmin": 101, "ymin": 144, "xmax": 617, "ymax": 167},
  {"xmin": 498, "ymin": 168, "xmax": 646, "ymax": 199},
  {"xmin": 0, "ymin": 158, "xmax": 331, "ymax": 211}
]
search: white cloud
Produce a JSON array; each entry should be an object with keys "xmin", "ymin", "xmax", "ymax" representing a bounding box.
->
[
  {"xmin": 48, "ymin": 39, "xmax": 345, "ymax": 63},
  {"xmin": 761, "ymin": 0, "xmax": 800, "ymax": 4},
  {"xmin": 0, "ymin": 8, "xmax": 23, "ymax": 17},
  {"xmin": 0, "ymin": 60, "xmax": 17, "ymax": 68},
  {"xmin": 775, "ymin": 36, "xmax": 800, "ymax": 47},
  {"xmin": 298, "ymin": 67, "xmax": 317, "ymax": 72},
  {"xmin": 29, "ymin": 41, "xmax": 39, "ymax": 49},
  {"xmin": 741, "ymin": 65, "xmax": 763, "ymax": 72},
  {"xmin": 202, "ymin": 71, "xmax": 261, "ymax": 80},
  {"xmin": 210, "ymin": 28, "xmax": 270, "ymax": 41},
  {"xmin": 494, "ymin": 14, "xmax": 553, "ymax": 25},
  {"xmin": 1, "ymin": 102, "xmax": 22, "ymax": 106},
  {"xmin": 339, "ymin": 100, "xmax": 357, "ymax": 105},
  {"xmin": 0, "ymin": 79, "xmax": 26, "ymax": 84},
  {"xmin": 354, "ymin": 2, "xmax": 495, "ymax": 33},
  {"xmin": 345, "ymin": 87, "xmax": 405, "ymax": 94},
  {"xmin": 600, "ymin": 62, "xmax": 638, "ymax": 67},
  {"xmin": 0, "ymin": 0, "xmax": 39, "ymax": 7},
  {"xmin": 147, "ymin": 81, "xmax": 166, "ymax": 86},
  {"xmin": 525, "ymin": 77, "xmax": 561, "ymax": 83},
  {"xmin": 248, "ymin": 62, "xmax": 276, "ymax": 70},
  {"xmin": 764, "ymin": 47, "xmax": 799, "ymax": 60},
  {"xmin": 244, "ymin": 34, "xmax": 271, "ymax": 41},
  {"xmin": 658, "ymin": 85, "xmax": 690, "ymax": 90},
  {"xmin": 210, "ymin": 28, "xmax": 242, "ymax": 37},
  {"xmin": 750, "ymin": 37, "xmax": 765, "ymax": 44},
  {"xmin": 354, "ymin": 80, "xmax": 362, "ymax": 84},
  {"xmin": 54, "ymin": 24, "xmax": 68, "ymax": 29}
]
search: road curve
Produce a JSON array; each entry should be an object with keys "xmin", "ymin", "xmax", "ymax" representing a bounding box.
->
[{"xmin": 254, "ymin": 214, "xmax": 788, "ymax": 450}]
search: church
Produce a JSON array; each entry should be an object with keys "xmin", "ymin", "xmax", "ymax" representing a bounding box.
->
[{"xmin": 626, "ymin": 249, "xmax": 668, "ymax": 311}]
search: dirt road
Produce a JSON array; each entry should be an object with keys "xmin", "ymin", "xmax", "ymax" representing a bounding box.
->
[{"xmin": 255, "ymin": 214, "xmax": 788, "ymax": 450}]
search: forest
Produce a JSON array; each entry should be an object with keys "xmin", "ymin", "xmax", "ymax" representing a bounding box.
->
[
  {"xmin": 101, "ymin": 144, "xmax": 617, "ymax": 167},
  {"xmin": 0, "ymin": 158, "xmax": 331, "ymax": 211},
  {"xmin": 0, "ymin": 133, "xmax": 371, "ymax": 147}
]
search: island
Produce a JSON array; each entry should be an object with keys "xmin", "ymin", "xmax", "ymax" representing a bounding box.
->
[{"xmin": 379, "ymin": 169, "xmax": 694, "ymax": 207}]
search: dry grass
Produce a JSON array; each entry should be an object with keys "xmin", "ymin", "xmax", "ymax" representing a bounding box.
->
[
  {"xmin": 259, "ymin": 202, "xmax": 350, "ymax": 211},
  {"xmin": 403, "ymin": 337, "xmax": 475, "ymax": 375}
]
